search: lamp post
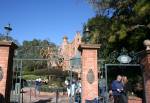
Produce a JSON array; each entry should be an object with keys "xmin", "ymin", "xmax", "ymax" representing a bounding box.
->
[
  {"xmin": 83, "ymin": 26, "xmax": 91, "ymax": 44},
  {"xmin": 69, "ymin": 53, "xmax": 81, "ymax": 103},
  {"xmin": 83, "ymin": 24, "xmax": 107, "ymax": 44},
  {"xmin": 84, "ymin": 25, "xmax": 107, "ymax": 102},
  {"xmin": 84, "ymin": 24, "xmax": 107, "ymax": 58}
]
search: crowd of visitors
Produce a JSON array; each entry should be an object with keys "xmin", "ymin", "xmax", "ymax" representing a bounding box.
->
[
  {"xmin": 98, "ymin": 75, "xmax": 128, "ymax": 103},
  {"xmin": 64, "ymin": 75, "xmax": 128, "ymax": 103},
  {"xmin": 65, "ymin": 78, "xmax": 81, "ymax": 103}
]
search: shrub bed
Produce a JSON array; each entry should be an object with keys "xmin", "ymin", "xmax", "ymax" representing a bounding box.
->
[{"xmin": 40, "ymin": 85, "xmax": 66, "ymax": 92}]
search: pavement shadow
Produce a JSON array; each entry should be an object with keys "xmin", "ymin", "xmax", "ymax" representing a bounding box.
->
[{"xmin": 34, "ymin": 98, "xmax": 52, "ymax": 103}]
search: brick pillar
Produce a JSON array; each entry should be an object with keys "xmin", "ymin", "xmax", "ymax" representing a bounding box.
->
[
  {"xmin": 78, "ymin": 44, "xmax": 100, "ymax": 103},
  {"xmin": 140, "ymin": 50, "xmax": 150, "ymax": 103},
  {"xmin": 0, "ymin": 41, "xmax": 18, "ymax": 103}
]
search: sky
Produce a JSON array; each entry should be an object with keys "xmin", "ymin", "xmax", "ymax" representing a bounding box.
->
[{"xmin": 0, "ymin": 0, "xmax": 95, "ymax": 45}]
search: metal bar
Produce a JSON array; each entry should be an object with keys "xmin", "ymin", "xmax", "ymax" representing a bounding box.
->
[
  {"xmin": 30, "ymin": 81, "xmax": 31, "ymax": 103},
  {"xmin": 16, "ymin": 61, "xmax": 20, "ymax": 103},
  {"xmin": 14, "ymin": 58, "xmax": 82, "ymax": 61},
  {"xmin": 20, "ymin": 60, "xmax": 23, "ymax": 103},
  {"xmin": 13, "ymin": 58, "xmax": 50, "ymax": 61},
  {"xmin": 69, "ymin": 66, "xmax": 73, "ymax": 103},
  {"xmin": 97, "ymin": 59, "xmax": 105, "ymax": 62},
  {"xmin": 56, "ymin": 90, "xmax": 59, "ymax": 103},
  {"xmin": 105, "ymin": 64, "xmax": 108, "ymax": 103},
  {"xmin": 10, "ymin": 60, "xmax": 15, "ymax": 102},
  {"xmin": 105, "ymin": 63, "xmax": 141, "ymax": 67},
  {"xmin": 18, "ymin": 60, "xmax": 21, "ymax": 103},
  {"xmin": 21, "ymin": 89, "xmax": 23, "ymax": 103}
]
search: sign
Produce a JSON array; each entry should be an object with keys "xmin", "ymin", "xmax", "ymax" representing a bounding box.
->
[
  {"xmin": 87, "ymin": 69, "xmax": 95, "ymax": 84},
  {"xmin": 117, "ymin": 55, "xmax": 132, "ymax": 64}
]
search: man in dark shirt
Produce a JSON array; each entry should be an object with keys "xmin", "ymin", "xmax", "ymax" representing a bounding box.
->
[{"xmin": 111, "ymin": 75, "xmax": 123, "ymax": 103}]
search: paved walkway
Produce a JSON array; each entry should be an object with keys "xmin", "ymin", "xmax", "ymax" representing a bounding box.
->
[{"xmin": 11, "ymin": 87, "xmax": 69, "ymax": 103}]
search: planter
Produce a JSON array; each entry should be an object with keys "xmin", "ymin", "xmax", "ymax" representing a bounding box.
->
[{"xmin": 128, "ymin": 96, "xmax": 142, "ymax": 103}]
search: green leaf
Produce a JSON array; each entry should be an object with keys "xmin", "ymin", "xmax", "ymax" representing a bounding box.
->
[
  {"xmin": 108, "ymin": 35, "xmax": 116, "ymax": 43},
  {"xmin": 119, "ymin": 24, "xmax": 127, "ymax": 40}
]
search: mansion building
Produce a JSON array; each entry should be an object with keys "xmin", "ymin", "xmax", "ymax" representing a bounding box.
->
[{"xmin": 59, "ymin": 32, "xmax": 82, "ymax": 77}]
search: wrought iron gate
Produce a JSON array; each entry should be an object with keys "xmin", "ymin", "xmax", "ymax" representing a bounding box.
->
[
  {"xmin": 10, "ymin": 59, "xmax": 23, "ymax": 103},
  {"xmin": 10, "ymin": 45, "xmax": 67, "ymax": 103},
  {"xmin": 10, "ymin": 58, "xmax": 69, "ymax": 103},
  {"xmin": 98, "ymin": 48, "xmax": 145, "ymax": 103},
  {"xmin": 10, "ymin": 59, "xmax": 50, "ymax": 103}
]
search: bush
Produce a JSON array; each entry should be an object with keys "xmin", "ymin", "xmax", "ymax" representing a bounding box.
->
[
  {"xmin": 22, "ymin": 70, "xmax": 34, "ymax": 75},
  {"xmin": 40, "ymin": 84, "xmax": 66, "ymax": 92},
  {"xmin": 23, "ymin": 75, "xmax": 42, "ymax": 80}
]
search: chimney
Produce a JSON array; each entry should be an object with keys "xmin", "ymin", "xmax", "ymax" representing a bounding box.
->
[{"xmin": 63, "ymin": 36, "xmax": 68, "ymax": 44}]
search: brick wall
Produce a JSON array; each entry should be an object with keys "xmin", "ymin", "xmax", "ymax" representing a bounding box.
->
[
  {"xmin": 0, "ymin": 41, "xmax": 17, "ymax": 103},
  {"xmin": 140, "ymin": 50, "xmax": 150, "ymax": 103},
  {"xmin": 128, "ymin": 96, "xmax": 142, "ymax": 103},
  {"xmin": 79, "ymin": 44, "xmax": 100, "ymax": 103},
  {"xmin": 0, "ymin": 47, "xmax": 9, "ymax": 96}
]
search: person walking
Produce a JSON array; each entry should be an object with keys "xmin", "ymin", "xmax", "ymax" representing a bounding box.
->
[
  {"xmin": 75, "ymin": 79, "xmax": 81, "ymax": 103},
  {"xmin": 35, "ymin": 79, "xmax": 39, "ymax": 96},
  {"xmin": 121, "ymin": 76, "xmax": 128, "ymax": 103},
  {"xmin": 99, "ymin": 76, "xmax": 106, "ymax": 97},
  {"xmin": 65, "ymin": 79, "xmax": 71, "ymax": 97},
  {"xmin": 38, "ymin": 78, "xmax": 42, "ymax": 95},
  {"xmin": 111, "ymin": 75, "xmax": 124, "ymax": 103},
  {"xmin": 99, "ymin": 75, "xmax": 106, "ymax": 103},
  {"xmin": 70, "ymin": 79, "xmax": 76, "ymax": 97}
]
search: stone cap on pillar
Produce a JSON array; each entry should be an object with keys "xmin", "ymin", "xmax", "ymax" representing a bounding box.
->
[
  {"xmin": 78, "ymin": 44, "xmax": 101, "ymax": 51},
  {"xmin": 0, "ymin": 41, "xmax": 18, "ymax": 49}
]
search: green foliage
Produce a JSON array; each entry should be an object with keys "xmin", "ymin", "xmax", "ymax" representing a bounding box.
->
[
  {"xmin": 84, "ymin": 0, "xmax": 150, "ymax": 59},
  {"xmin": 108, "ymin": 35, "xmax": 115, "ymax": 43},
  {"xmin": 134, "ymin": 0, "xmax": 150, "ymax": 16},
  {"xmin": 87, "ymin": 0, "xmax": 113, "ymax": 16},
  {"xmin": 83, "ymin": 16, "xmax": 111, "ymax": 58},
  {"xmin": 16, "ymin": 39, "xmax": 55, "ymax": 59},
  {"xmin": 23, "ymin": 75, "xmax": 41, "ymax": 80},
  {"xmin": 22, "ymin": 70, "xmax": 34, "ymax": 75},
  {"xmin": 15, "ymin": 39, "xmax": 57, "ymax": 72},
  {"xmin": 119, "ymin": 24, "xmax": 127, "ymax": 40},
  {"xmin": 34, "ymin": 68, "xmax": 63, "ymax": 76},
  {"xmin": 15, "ymin": 39, "xmax": 65, "ymax": 80},
  {"xmin": 0, "ymin": 34, "xmax": 20, "ymax": 45},
  {"xmin": 40, "ymin": 85, "xmax": 66, "ymax": 92},
  {"xmin": 33, "ymin": 68, "xmax": 71, "ymax": 79}
]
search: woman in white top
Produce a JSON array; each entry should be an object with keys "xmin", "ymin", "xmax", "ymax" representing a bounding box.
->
[{"xmin": 65, "ymin": 79, "xmax": 71, "ymax": 97}]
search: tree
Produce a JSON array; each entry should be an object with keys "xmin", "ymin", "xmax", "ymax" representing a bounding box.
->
[
  {"xmin": 15, "ymin": 39, "xmax": 65, "ymax": 79},
  {"xmin": 85, "ymin": 1, "xmax": 149, "ymax": 97},
  {"xmin": 108, "ymin": 0, "xmax": 150, "ymax": 51},
  {"xmin": 82, "ymin": 16, "xmax": 111, "ymax": 58},
  {"xmin": 0, "ymin": 33, "xmax": 19, "ymax": 45},
  {"xmin": 16, "ymin": 39, "xmax": 59, "ymax": 72},
  {"xmin": 87, "ymin": 0, "xmax": 113, "ymax": 16},
  {"xmin": 84, "ymin": 0, "xmax": 150, "ymax": 58}
]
